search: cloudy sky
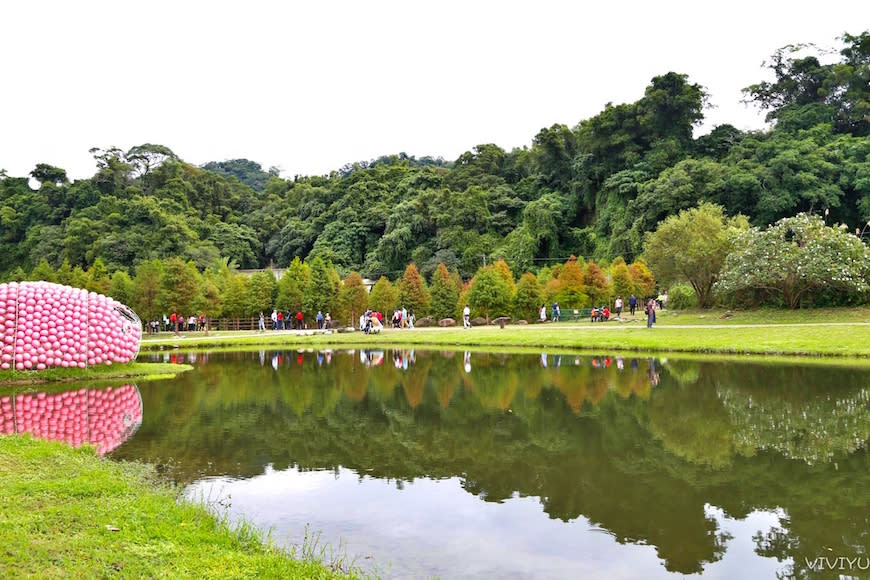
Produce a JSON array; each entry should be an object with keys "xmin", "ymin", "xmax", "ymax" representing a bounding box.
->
[{"xmin": 1, "ymin": 1, "xmax": 866, "ymax": 180}]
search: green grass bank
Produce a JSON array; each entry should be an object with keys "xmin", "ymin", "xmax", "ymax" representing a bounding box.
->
[
  {"xmin": 0, "ymin": 436, "xmax": 348, "ymax": 578},
  {"xmin": 140, "ymin": 308, "xmax": 870, "ymax": 358},
  {"xmin": 0, "ymin": 362, "xmax": 193, "ymax": 386}
]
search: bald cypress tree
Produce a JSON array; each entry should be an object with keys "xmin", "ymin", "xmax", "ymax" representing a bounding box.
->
[{"xmin": 398, "ymin": 263, "xmax": 429, "ymax": 315}]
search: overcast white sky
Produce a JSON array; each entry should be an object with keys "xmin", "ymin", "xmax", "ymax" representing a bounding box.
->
[{"xmin": 1, "ymin": 1, "xmax": 867, "ymax": 180}]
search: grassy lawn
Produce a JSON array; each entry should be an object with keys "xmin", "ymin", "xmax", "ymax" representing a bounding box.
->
[
  {"xmin": 0, "ymin": 436, "xmax": 348, "ymax": 579},
  {"xmin": 139, "ymin": 309, "xmax": 870, "ymax": 358},
  {"xmin": 0, "ymin": 362, "xmax": 193, "ymax": 387}
]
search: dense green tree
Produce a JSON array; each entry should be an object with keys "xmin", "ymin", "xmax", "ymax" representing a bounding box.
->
[
  {"xmin": 469, "ymin": 266, "xmax": 512, "ymax": 322},
  {"xmin": 86, "ymin": 258, "xmax": 111, "ymax": 294},
  {"xmin": 70, "ymin": 266, "xmax": 88, "ymax": 289},
  {"xmin": 30, "ymin": 163, "xmax": 69, "ymax": 186},
  {"xmin": 222, "ymin": 273, "xmax": 253, "ymax": 319},
  {"xmin": 429, "ymin": 263, "xmax": 460, "ymax": 321},
  {"xmin": 160, "ymin": 257, "xmax": 201, "ymax": 325},
  {"xmin": 492, "ymin": 259, "xmax": 516, "ymax": 298},
  {"xmin": 55, "ymin": 259, "xmax": 73, "ymax": 286},
  {"xmin": 197, "ymin": 278, "xmax": 222, "ymax": 334},
  {"xmin": 368, "ymin": 276, "xmax": 398, "ymax": 316},
  {"xmin": 108, "ymin": 270, "xmax": 134, "ymax": 305},
  {"xmin": 29, "ymin": 258, "xmax": 56, "ymax": 283},
  {"xmin": 644, "ymin": 203, "xmax": 747, "ymax": 307},
  {"xmin": 303, "ymin": 257, "xmax": 335, "ymax": 320},
  {"xmin": 249, "ymin": 270, "xmax": 278, "ymax": 314},
  {"xmin": 743, "ymin": 32, "xmax": 870, "ymax": 136},
  {"xmin": 276, "ymin": 257, "xmax": 308, "ymax": 312},
  {"xmin": 514, "ymin": 272, "xmax": 543, "ymax": 321},
  {"xmin": 610, "ymin": 257, "xmax": 634, "ymax": 301},
  {"xmin": 132, "ymin": 259, "xmax": 164, "ymax": 323}
]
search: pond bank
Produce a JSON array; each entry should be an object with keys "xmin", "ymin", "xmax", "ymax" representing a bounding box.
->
[
  {"xmin": 139, "ymin": 322, "xmax": 870, "ymax": 358},
  {"xmin": 0, "ymin": 362, "xmax": 193, "ymax": 387},
  {"xmin": 0, "ymin": 436, "xmax": 350, "ymax": 578}
]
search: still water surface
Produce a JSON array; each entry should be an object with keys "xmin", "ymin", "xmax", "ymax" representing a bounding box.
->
[{"xmin": 12, "ymin": 349, "xmax": 870, "ymax": 577}]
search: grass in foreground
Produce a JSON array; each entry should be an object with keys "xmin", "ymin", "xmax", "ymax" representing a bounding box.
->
[
  {"xmin": 0, "ymin": 436, "xmax": 348, "ymax": 578},
  {"xmin": 0, "ymin": 362, "xmax": 193, "ymax": 386}
]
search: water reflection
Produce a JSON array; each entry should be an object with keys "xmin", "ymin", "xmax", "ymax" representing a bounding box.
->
[
  {"xmin": 0, "ymin": 384, "xmax": 142, "ymax": 454},
  {"xmin": 125, "ymin": 350, "xmax": 870, "ymax": 577}
]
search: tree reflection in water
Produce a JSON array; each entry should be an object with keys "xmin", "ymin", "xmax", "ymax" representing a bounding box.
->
[{"xmin": 127, "ymin": 350, "xmax": 870, "ymax": 574}]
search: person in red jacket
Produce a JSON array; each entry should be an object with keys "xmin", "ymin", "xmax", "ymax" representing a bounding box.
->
[
  {"xmin": 276, "ymin": 310, "xmax": 284, "ymax": 330},
  {"xmin": 296, "ymin": 311, "xmax": 304, "ymax": 330}
]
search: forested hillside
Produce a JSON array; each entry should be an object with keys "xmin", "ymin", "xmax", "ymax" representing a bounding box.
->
[{"xmin": 1, "ymin": 32, "xmax": 867, "ymax": 282}]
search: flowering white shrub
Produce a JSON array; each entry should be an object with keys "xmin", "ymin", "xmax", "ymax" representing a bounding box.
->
[{"xmin": 715, "ymin": 214, "xmax": 870, "ymax": 308}]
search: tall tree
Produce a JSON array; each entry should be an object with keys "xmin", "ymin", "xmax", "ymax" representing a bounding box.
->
[
  {"xmin": 583, "ymin": 260, "xmax": 611, "ymax": 306},
  {"xmin": 429, "ymin": 263, "xmax": 460, "ymax": 320},
  {"xmin": 469, "ymin": 266, "xmax": 512, "ymax": 323},
  {"xmin": 276, "ymin": 257, "xmax": 308, "ymax": 312},
  {"xmin": 160, "ymin": 257, "xmax": 201, "ymax": 326},
  {"xmin": 303, "ymin": 256, "xmax": 335, "ymax": 319},
  {"xmin": 644, "ymin": 203, "xmax": 748, "ymax": 307},
  {"xmin": 514, "ymin": 272, "xmax": 543, "ymax": 321},
  {"xmin": 249, "ymin": 270, "xmax": 278, "ymax": 314},
  {"xmin": 108, "ymin": 270, "xmax": 133, "ymax": 305},
  {"xmin": 132, "ymin": 259, "xmax": 164, "ymax": 324},
  {"xmin": 86, "ymin": 258, "xmax": 110, "ymax": 294},
  {"xmin": 557, "ymin": 256, "xmax": 588, "ymax": 308},
  {"xmin": 610, "ymin": 257, "xmax": 634, "ymax": 300},
  {"xmin": 629, "ymin": 258, "xmax": 656, "ymax": 297},
  {"xmin": 398, "ymin": 263, "xmax": 430, "ymax": 315},
  {"xmin": 368, "ymin": 276, "xmax": 398, "ymax": 316},
  {"xmin": 337, "ymin": 272, "xmax": 368, "ymax": 327}
]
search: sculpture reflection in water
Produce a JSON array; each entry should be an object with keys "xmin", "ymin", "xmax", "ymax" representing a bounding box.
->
[{"xmin": 0, "ymin": 384, "xmax": 142, "ymax": 455}]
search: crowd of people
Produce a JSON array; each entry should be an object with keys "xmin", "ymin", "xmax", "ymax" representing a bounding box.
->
[
  {"xmin": 259, "ymin": 309, "xmax": 333, "ymax": 332},
  {"xmin": 147, "ymin": 313, "xmax": 206, "ymax": 334},
  {"xmin": 144, "ymin": 292, "xmax": 669, "ymax": 336}
]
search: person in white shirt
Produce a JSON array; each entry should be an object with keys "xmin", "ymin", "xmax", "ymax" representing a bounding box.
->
[
  {"xmin": 539, "ymin": 304, "xmax": 547, "ymax": 322},
  {"xmin": 463, "ymin": 305, "xmax": 471, "ymax": 328}
]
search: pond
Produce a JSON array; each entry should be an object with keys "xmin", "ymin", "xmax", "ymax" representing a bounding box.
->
[{"xmin": 6, "ymin": 350, "xmax": 870, "ymax": 577}]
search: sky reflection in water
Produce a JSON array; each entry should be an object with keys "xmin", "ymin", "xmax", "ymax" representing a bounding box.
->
[{"xmin": 108, "ymin": 349, "xmax": 870, "ymax": 578}]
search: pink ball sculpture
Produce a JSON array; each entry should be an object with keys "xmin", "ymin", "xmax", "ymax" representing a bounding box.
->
[
  {"xmin": 0, "ymin": 281, "xmax": 141, "ymax": 372},
  {"xmin": 1, "ymin": 384, "xmax": 142, "ymax": 454}
]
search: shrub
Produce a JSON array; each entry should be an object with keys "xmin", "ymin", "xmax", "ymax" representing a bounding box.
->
[{"xmin": 668, "ymin": 284, "xmax": 697, "ymax": 310}]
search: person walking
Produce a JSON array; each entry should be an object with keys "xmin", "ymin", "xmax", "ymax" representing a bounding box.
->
[
  {"xmin": 615, "ymin": 296, "xmax": 623, "ymax": 318},
  {"xmin": 646, "ymin": 298, "xmax": 657, "ymax": 328},
  {"xmin": 551, "ymin": 302, "xmax": 560, "ymax": 323},
  {"xmin": 629, "ymin": 294, "xmax": 637, "ymax": 317},
  {"xmin": 463, "ymin": 304, "xmax": 471, "ymax": 329},
  {"xmin": 539, "ymin": 304, "xmax": 547, "ymax": 323},
  {"xmin": 296, "ymin": 311, "xmax": 304, "ymax": 330},
  {"xmin": 316, "ymin": 310, "xmax": 324, "ymax": 329}
]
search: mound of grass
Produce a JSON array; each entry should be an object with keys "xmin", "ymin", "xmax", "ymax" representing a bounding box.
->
[{"xmin": 0, "ymin": 436, "xmax": 348, "ymax": 578}]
